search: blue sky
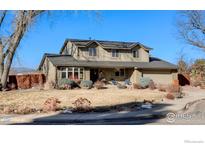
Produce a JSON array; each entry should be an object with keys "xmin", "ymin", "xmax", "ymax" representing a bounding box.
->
[{"xmin": 12, "ymin": 10, "xmax": 205, "ymax": 69}]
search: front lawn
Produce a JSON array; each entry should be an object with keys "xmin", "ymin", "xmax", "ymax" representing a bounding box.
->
[{"xmin": 0, "ymin": 86, "xmax": 166, "ymax": 111}]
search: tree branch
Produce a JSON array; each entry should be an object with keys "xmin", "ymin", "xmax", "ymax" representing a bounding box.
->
[
  {"xmin": 177, "ymin": 11, "xmax": 205, "ymax": 51},
  {"xmin": 0, "ymin": 10, "xmax": 7, "ymax": 28}
]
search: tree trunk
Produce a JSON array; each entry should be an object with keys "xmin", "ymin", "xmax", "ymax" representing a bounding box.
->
[
  {"xmin": 0, "ymin": 57, "xmax": 3, "ymax": 81},
  {"xmin": 0, "ymin": 41, "xmax": 3, "ymax": 82},
  {"xmin": 0, "ymin": 11, "xmax": 45, "ymax": 89},
  {"xmin": 1, "ymin": 52, "xmax": 14, "ymax": 88}
]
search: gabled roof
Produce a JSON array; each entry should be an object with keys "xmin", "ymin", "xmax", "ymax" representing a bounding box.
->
[
  {"xmin": 38, "ymin": 53, "xmax": 62, "ymax": 70},
  {"xmin": 60, "ymin": 39, "xmax": 153, "ymax": 54},
  {"xmin": 38, "ymin": 53, "xmax": 177, "ymax": 70}
]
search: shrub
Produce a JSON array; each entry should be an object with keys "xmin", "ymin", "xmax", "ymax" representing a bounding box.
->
[
  {"xmin": 15, "ymin": 106, "xmax": 37, "ymax": 114},
  {"xmin": 80, "ymin": 80, "xmax": 93, "ymax": 89},
  {"xmin": 72, "ymin": 97, "xmax": 92, "ymax": 112},
  {"xmin": 94, "ymin": 81, "xmax": 105, "ymax": 89},
  {"xmin": 139, "ymin": 77, "xmax": 152, "ymax": 89},
  {"xmin": 148, "ymin": 80, "xmax": 156, "ymax": 90},
  {"xmin": 166, "ymin": 93, "xmax": 175, "ymax": 100},
  {"xmin": 43, "ymin": 97, "xmax": 61, "ymax": 112},
  {"xmin": 58, "ymin": 79, "xmax": 76, "ymax": 89},
  {"xmin": 0, "ymin": 104, "xmax": 37, "ymax": 114},
  {"xmin": 0, "ymin": 105, "xmax": 15, "ymax": 114}
]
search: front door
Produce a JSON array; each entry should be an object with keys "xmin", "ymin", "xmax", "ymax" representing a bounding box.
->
[{"xmin": 90, "ymin": 69, "xmax": 99, "ymax": 82}]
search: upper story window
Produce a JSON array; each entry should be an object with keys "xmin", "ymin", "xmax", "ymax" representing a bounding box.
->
[
  {"xmin": 112, "ymin": 49, "xmax": 119, "ymax": 57},
  {"xmin": 133, "ymin": 50, "xmax": 139, "ymax": 58},
  {"xmin": 89, "ymin": 48, "xmax": 97, "ymax": 56}
]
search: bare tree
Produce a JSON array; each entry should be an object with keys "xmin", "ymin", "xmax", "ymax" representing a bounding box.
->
[
  {"xmin": 0, "ymin": 10, "xmax": 45, "ymax": 89},
  {"xmin": 177, "ymin": 11, "xmax": 205, "ymax": 51},
  {"xmin": 177, "ymin": 54, "xmax": 189, "ymax": 74}
]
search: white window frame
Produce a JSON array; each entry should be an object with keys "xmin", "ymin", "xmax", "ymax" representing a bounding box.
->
[
  {"xmin": 60, "ymin": 67, "xmax": 84, "ymax": 80},
  {"xmin": 60, "ymin": 67, "xmax": 67, "ymax": 79}
]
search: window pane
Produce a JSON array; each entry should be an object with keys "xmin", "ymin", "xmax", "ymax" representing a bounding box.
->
[
  {"xmin": 112, "ymin": 50, "xmax": 119, "ymax": 57},
  {"xmin": 68, "ymin": 72, "xmax": 73, "ymax": 79},
  {"xmin": 133, "ymin": 51, "xmax": 136, "ymax": 57},
  {"xmin": 68, "ymin": 67, "xmax": 73, "ymax": 72},
  {"xmin": 116, "ymin": 50, "xmax": 119, "ymax": 57},
  {"xmin": 74, "ymin": 68, "xmax": 78, "ymax": 72},
  {"xmin": 79, "ymin": 68, "xmax": 83, "ymax": 79},
  {"xmin": 89, "ymin": 48, "xmax": 96, "ymax": 56},
  {"xmin": 112, "ymin": 50, "xmax": 115, "ymax": 57},
  {"xmin": 74, "ymin": 72, "xmax": 78, "ymax": 80},
  {"xmin": 89, "ymin": 48, "xmax": 92, "ymax": 56},
  {"xmin": 112, "ymin": 50, "xmax": 116, "ymax": 57},
  {"xmin": 61, "ymin": 72, "xmax": 66, "ymax": 79},
  {"xmin": 80, "ymin": 72, "xmax": 83, "ymax": 79},
  {"xmin": 133, "ymin": 50, "xmax": 139, "ymax": 58},
  {"xmin": 136, "ymin": 51, "xmax": 139, "ymax": 57},
  {"xmin": 93, "ymin": 48, "xmax": 96, "ymax": 56}
]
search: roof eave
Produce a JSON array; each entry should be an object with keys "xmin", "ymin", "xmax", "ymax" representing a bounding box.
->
[{"xmin": 59, "ymin": 39, "xmax": 69, "ymax": 54}]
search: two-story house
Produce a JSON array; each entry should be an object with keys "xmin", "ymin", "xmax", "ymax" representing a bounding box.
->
[{"xmin": 38, "ymin": 39, "xmax": 178, "ymax": 85}]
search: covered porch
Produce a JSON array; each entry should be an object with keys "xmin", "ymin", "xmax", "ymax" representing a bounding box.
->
[{"xmin": 57, "ymin": 66, "xmax": 141, "ymax": 83}]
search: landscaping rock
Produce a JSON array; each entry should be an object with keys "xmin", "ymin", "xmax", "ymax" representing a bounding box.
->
[
  {"xmin": 117, "ymin": 83, "xmax": 127, "ymax": 89},
  {"xmin": 166, "ymin": 93, "xmax": 175, "ymax": 100},
  {"xmin": 94, "ymin": 81, "xmax": 106, "ymax": 89},
  {"xmin": 139, "ymin": 77, "xmax": 152, "ymax": 89},
  {"xmin": 62, "ymin": 109, "xmax": 73, "ymax": 114}
]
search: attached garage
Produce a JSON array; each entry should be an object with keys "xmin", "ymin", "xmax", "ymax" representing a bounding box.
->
[{"xmin": 142, "ymin": 70, "xmax": 176, "ymax": 84}]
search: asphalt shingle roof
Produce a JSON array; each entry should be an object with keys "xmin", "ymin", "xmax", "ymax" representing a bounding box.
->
[
  {"xmin": 45, "ymin": 55, "xmax": 177, "ymax": 70},
  {"xmin": 62, "ymin": 39, "xmax": 152, "ymax": 51}
]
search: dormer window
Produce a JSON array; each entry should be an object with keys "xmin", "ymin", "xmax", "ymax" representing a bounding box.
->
[
  {"xmin": 89, "ymin": 48, "xmax": 97, "ymax": 56},
  {"xmin": 133, "ymin": 50, "xmax": 139, "ymax": 58},
  {"xmin": 112, "ymin": 49, "xmax": 119, "ymax": 57}
]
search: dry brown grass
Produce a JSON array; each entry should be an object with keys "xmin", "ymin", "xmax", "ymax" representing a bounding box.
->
[{"xmin": 0, "ymin": 86, "xmax": 166, "ymax": 109}]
